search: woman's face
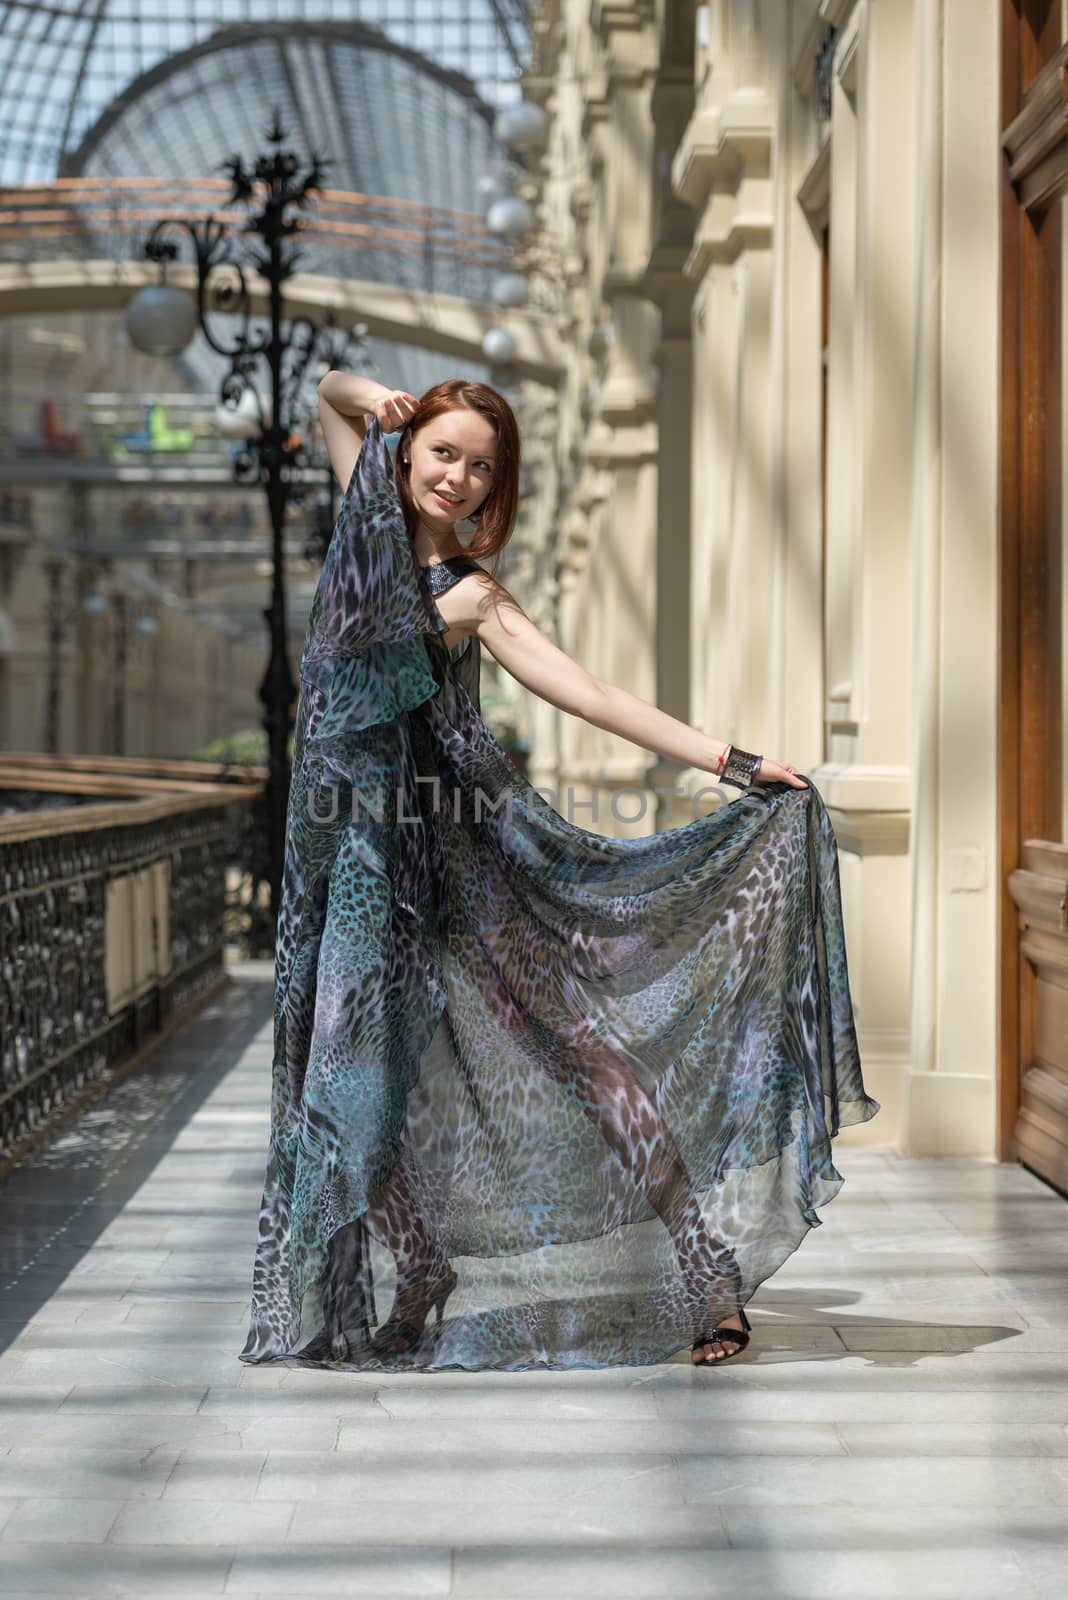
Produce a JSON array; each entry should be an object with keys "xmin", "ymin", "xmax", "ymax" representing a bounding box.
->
[{"xmin": 406, "ymin": 406, "xmax": 497, "ymax": 529}]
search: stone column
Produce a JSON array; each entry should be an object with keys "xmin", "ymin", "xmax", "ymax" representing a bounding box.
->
[
  {"xmin": 643, "ymin": 0, "xmax": 698, "ymax": 831},
  {"xmin": 670, "ymin": 0, "xmax": 776, "ymax": 799}
]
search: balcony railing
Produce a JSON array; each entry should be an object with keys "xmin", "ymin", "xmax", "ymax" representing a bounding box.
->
[
  {"xmin": 0, "ymin": 755, "xmax": 265, "ymax": 1172},
  {"xmin": 0, "ymin": 178, "xmax": 517, "ymax": 302}
]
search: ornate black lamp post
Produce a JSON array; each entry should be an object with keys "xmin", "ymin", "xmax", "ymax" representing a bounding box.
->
[{"xmin": 126, "ymin": 117, "xmax": 359, "ymax": 938}]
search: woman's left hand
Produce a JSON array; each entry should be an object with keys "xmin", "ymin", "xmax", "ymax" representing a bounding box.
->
[{"xmin": 754, "ymin": 759, "xmax": 808, "ymax": 790}]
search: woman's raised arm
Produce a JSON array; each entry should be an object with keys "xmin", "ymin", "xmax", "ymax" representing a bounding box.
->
[{"xmin": 316, "ymin": 371, "xmax": 418, "ymax": 491}]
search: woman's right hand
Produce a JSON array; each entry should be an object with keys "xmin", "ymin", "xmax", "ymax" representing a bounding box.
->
[{"xmin": 373, "ymin": 390, "xmax": 419, "ymax": 433}]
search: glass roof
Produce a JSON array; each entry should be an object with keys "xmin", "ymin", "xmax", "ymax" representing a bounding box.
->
[{"xmin": 0, "ymin": 1, "xmax": 531, "ymax": 186}]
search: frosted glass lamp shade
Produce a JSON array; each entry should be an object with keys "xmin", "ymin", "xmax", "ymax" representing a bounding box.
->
[
  {"xmin": 125, "ymin": 284, "xmax": 198, "ymax": 356},
  {"xmin": 486, "ymin": 196, "xmax": 533, "ymax": 239},
  {"xmin": 492, "ymin": 272, "xmax": 529, "ymax": 308},
  {"xmin": 482, "ymin": 327, "xmax": 517, "ymax": 364}
]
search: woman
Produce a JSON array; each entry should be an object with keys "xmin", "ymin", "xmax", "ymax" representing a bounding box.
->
[{"xmin": 239, "ymin": 372, "xmax": 880, "ymax": 1374}]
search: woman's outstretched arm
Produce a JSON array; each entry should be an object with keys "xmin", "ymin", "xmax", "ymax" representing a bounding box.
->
[{"xmin": 447, "ymin": 571, "xmax": 807, "ymax": 789}]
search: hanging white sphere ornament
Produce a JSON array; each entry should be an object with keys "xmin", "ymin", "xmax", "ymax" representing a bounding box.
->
[
  {"xmin": 477, "ymin": 173, "xmax": 500, "ymax": 198},
  {"xmin": 496, "ymin": 102, "xmax": 548, "ymax": 153},
  {"xmin": 125, "ymin": 284, "xmax": 198, "ymax": 356},
  {"xmin": 492, "ymin": 272, "xmax": 529, "ymax": 308},
  {"xmin": 482, "ymin": 327, "xmax": 518, "ymax": 364},
  {"xmin": 486, "ymin": 196, "xmax": 533, "ymax": 239}
]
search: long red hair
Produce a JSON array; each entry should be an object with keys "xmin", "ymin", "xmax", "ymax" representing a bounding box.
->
[{"xmin": 394, "ymin": 380, "xmax": 520, "ymax": 575}]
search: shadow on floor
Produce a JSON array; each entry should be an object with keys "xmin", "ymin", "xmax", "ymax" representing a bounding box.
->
[{"xmin": 0, "ymin": 959, "xmax": 274, "ymax": 1356}]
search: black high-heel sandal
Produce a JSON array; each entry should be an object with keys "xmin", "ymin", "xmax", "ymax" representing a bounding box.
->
[
  {"xmin": 692, "ymin": 1306, "xmax": 752, "ymax": 1365},
  {"xmin": 369, "ymin": 1265, "xmax": 458, "ymax": 1358}
]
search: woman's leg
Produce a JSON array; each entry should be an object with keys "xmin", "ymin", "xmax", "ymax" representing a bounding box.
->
[
  {"xmin": 351, "ymin": 1040, "xmax": 745, "ymax": 1359},
  {"xmin": 359, "ymin": 1148, "xmax": 451, "ymax": 1351},
  {"xmin": 364, "ymin": 1149, "xmax": 438, "ymax": 1275},
  {"xmin": 551, "ymin": 1033, "xmax": 747, "ymax": 1360}
]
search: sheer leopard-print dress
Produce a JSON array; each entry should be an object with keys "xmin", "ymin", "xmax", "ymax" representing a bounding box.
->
[{"xmin": 238, "ymin": 416, "xmax": 881, "ymax": 1373}]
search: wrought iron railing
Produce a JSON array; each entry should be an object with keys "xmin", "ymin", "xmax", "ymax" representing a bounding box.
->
[{"xmin": 0, "ymin": 757, "xmax": 264, "ymax": 1170}]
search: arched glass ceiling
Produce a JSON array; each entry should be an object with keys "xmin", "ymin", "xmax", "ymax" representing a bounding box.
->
[
  {"xmin": 0, "ymin": 0, "xmax": 531, "ymax": 186},
  {"xmin": 71, "ymin": 23, "xmax": 497, "ymax": 205},
  {"xmin": 59, "ymin": 22, "xmax": 512, "ymax": 301}
]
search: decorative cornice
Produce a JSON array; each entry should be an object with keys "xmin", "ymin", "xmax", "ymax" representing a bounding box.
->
[
  {"xmin": 584, "ymin": 414, "xmax": 659, "ymax": 460},
  {"xmin": 670, "ymin": 96, "xmax": 774, "ymax": 210},
  {"xmin": 796, "ymin": 139, "xmax": 831, "ymax": 237},
  {"xmin": 820, "ymin": 0, "xmax": 860, "ymax": 30},
  {"xmin": 682, "ymin": 183, "xmax": 774, "ymax": 275},
  {"xmin": 806, "ymin": 761, "xmax": 911, "ymax": 856},
  {"xmin": 835, "ymin": 2, "xmax": 862, "ymax": 97},
  {"xmin": 827, "ymin": 809, "xmax": 910, "ymax": 857},
  {"xmin": 580, "ymin": 79, "xmax": 611, "ymax": 138},
  {"xmin": 600, "ymin": 264, "xmax": 647, "ymax": 298},
  {"xmin": 640, "ymin": 248, "xmax": 697, "ymax": 314},
  {"xmin": 589, "ymin": 0, "xmax": 656, "ymax": 42},
  {"xmin": 792, "ymin": 5, "xmax": 829, "ymax": 101},
  {"xmin": 521, "ymin": 72, "xmax": 558, "ymax": 109},
  {"xmin": 809, "ymin": 761, "xmax": 912, "ymax": 810}
]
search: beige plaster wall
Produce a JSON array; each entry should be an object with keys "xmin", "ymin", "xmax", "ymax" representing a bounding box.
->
[{"xmin": 524, "ymin": 0, "xmax": 1005, "ymax": 1157}]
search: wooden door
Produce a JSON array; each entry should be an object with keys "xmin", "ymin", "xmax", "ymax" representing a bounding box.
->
[{"xmin": 1000, "ymin": 2, "xmax": 1068, "ymax": 1190}]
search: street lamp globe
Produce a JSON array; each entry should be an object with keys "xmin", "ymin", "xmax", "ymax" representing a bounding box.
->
[
  {"xmin": 496, "ymin": 102, "xmax": 548, "ymax": 153},
  {"xmin": 482, "ymin": 327, "xmax": 518, "ymax": 364},
  {"xmin": 125, "ymin": 284, "xmax": 199, "ymax": 356},
  {"xmin": 486, "ymin": 196, "xmax": 533, "ymax": 240},
  {"xmin": 492, "ymin": 272, "xmax": 529, "ymax": 308}
]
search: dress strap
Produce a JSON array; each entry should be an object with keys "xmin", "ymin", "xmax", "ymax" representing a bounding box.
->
[{"xmin": 422, "ymin": 556, "xmax": 483, "ymax": 597}]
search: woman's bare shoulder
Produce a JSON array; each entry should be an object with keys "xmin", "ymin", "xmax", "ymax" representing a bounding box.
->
[{"xmin": 454, "ymin": 560, "xmax": 519, "ymax": 601}]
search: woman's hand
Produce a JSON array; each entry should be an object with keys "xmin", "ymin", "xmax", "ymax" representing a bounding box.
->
[
  {"xmin": 373, "ymin": 390, "xmax": 419, "ymax": 433},
  {"xmin": 753, "ymin": 758, "xmax": 808, "ymax": 790}
]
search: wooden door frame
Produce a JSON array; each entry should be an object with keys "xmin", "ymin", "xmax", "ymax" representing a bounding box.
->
[{"xmin": 998, "ymin": 1, "xmax": 1067, "ymax": 1159}]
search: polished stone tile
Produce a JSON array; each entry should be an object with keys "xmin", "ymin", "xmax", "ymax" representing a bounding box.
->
[
  {"xmin": 57, "ymin": 1383, "xmax": 209, "ymax": 1414},
  {"xmin": 654, "ymin": 1387, "xmax": 1068, "ymax": 1423},
  {"xmin": 199, "ymin": 1385, "xmax": 379, "ymax": 1418},
  {"xmin": 0, "ymin": 1411, "xmax": 244, "ymax": 1452},
  {"xmin": 447, "ymin": 1546, "xmax": 1035, "ymax": 1599},
  {"xmin": 719, "ymin": 1503, "xmax": 1068, "ymax": 1549},
  {"xmin": 833, "ymin": 1421, "xmax": 1068, "ymax": 1455},
  {"xmin": 336, "ymin": 1416, "xmax": 845, "ymax": 1457},
  {"xmin": 679, "ymin": 1454, "xmax": 1068, "ymax": 1508},
  {"xmin": 1, "ymin": 1496, "xmax": 122, "ymax": 1542},
  {"xmin": 16, "ymin": 1347, "xmax": 238, "ymax": 1388},
  {"xmin": 0, "ymin": 964, "xmax": 1065, "ymax": 1596},
  {"xmin": 256, "ymin": 1448, "xmax": 683, "ymax": 1506},
  {"xmin": 225, "ymin": 1544, "xmax": 451, "ymax": 1595},
  {"xmin": 0, "ymin": 1447, "xmax": 180, "ymax": 1499},
  {"xmin": 286, "ymin": 1499, "xmax": 732, "ymax": 1547},
  {"xmin": 110, "ymin": 1495, "xmax": 289, "ymax": 1544},
  {"xmin": 161, "ymin": 1449, "xmax": 267, "ymax": 1500},
  {"xmin": 0, "ymin": 1545, "xmax": 232, "ymax": 1594}
]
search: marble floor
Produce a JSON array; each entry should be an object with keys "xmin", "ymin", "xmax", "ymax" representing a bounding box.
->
[{"xmin": 0, "ymin": 961, "xmax": 1066, "ymax": 1598}]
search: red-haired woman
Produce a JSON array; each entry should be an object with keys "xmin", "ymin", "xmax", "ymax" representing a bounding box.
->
[{"xmin": 239, "ymin": 371, "xmax": 880, "ymax": 1375}]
